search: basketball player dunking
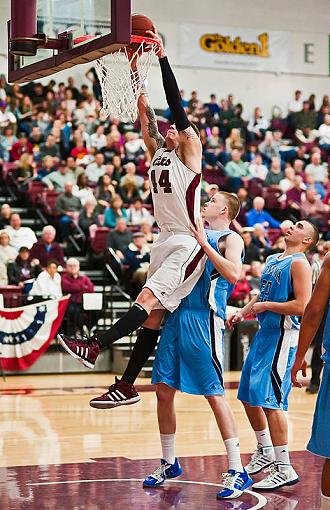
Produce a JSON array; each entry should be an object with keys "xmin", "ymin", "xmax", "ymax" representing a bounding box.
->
[{"xmin": 58, "ymin": 29, "xmax": 206, "ymax": 405}]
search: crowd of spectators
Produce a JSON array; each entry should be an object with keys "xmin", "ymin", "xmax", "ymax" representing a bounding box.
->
[{"xmin": 0, "ymin": 72, "xmax": 329, "ymax": 309}]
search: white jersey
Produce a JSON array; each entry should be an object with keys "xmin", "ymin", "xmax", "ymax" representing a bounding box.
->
[{"xmin": 148, "ymin": 148, "xmax": 201, "ymax": 232}]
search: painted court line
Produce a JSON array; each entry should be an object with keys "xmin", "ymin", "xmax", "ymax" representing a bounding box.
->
[{"xmin": 27, "ymin": 477, "xmax": 267, "ymax": 509}]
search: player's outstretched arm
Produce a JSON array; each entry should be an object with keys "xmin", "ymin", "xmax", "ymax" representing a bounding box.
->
[
  {"xmin": 148, "ymin": 29, "xmax": 202, "ymax": 173},
  {"xmin": 292, "ymin": 253, "xmax": 330, "ymax": 387},
  {"xmin": 137, "ymin": 89, "xmax": 164, "ymax": 159}
]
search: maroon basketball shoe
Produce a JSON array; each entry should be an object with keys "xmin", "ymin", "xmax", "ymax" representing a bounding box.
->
[
  {"xmin": 57, "ymin": 333, "xmax": 100, "ymax": 369},
  {"xmin": 89, "ymin": 377, "xmax": 141, "ymax": 409}
]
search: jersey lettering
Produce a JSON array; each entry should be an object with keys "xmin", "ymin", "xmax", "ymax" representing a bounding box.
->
[{"xmin": 152, "ymin": 155, "xmax": 171, "ymax": 167}]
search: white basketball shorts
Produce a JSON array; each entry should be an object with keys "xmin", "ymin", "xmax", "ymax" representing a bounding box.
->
[{"xmin": 144, "ymin": 231, "xmax": 206, "ymax": 312}]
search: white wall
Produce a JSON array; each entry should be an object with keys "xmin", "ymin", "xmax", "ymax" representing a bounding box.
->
[{"xmin": 0, "ymin": 0, "xmax": 329, "ymax": 118}]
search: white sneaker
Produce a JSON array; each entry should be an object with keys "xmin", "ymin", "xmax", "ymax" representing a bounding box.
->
[
  {"xmin": 245, "ymin": 444, "xmax": 275, "ymax": 475},
  {"xmin": 252, "ymin": 463, "xmax": 300, "ymax": 491}
]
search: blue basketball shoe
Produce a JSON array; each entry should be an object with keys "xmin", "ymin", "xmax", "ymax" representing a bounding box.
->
[
  {"xmin": 143, "ymin": 458, "xmax": 182, "ymax": 487},
  {"xmin": 217, "ymin": 469, "xmax": 253, "ymax": 499}
]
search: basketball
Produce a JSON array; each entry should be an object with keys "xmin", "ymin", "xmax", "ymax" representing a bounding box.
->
[{"xmin": 131, "ymin": 14, "xmax": 156, "ymax": 37}]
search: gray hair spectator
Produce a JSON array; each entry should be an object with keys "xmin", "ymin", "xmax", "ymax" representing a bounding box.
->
[
  {"xmin": 29, "ymin": 225, "xmax": 65, "ymax": 268},
  {"xmin": 86, "ymin": 152, "xmax": 106, "ymax": 183},
  {"xmin": 120, "ymin": 162, "xmax": 144, "ymax": 188}
]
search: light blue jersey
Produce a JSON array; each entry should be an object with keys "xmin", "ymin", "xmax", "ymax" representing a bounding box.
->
[
  {"xmin": 258, "ymin": 252, "xmax": 306, "ymax": 330},
  {"xmin": 180, "ymin": 229, "xmax": 235, "ymax": 320},
  {"xmin": 322, "ymin": 301, "xmax": 330, "ymax": 364},
  {"xmin": 152, "ymin": 229, "xmax": 240, "ymax": 396}
]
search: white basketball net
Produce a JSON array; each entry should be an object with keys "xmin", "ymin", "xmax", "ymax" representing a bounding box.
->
[{"xmin": 95, "ymin": 38, "xmax": 159, "ymax": 123}]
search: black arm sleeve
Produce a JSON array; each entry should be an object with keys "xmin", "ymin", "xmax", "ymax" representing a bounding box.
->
[{"xmin": 159, "ymin": 56, "xmax": 190, "ymax": 132}]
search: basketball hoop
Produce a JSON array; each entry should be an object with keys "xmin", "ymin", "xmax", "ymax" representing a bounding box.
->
[{"xmin": 95, "ymin": 35, "xmax": 160, "ymax": 123}]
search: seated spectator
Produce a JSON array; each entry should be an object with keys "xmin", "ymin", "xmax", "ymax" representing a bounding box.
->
[
  {"xmin": 247, "ymin": 107, "xmax": 268, "ymax": 142},
  {"xmin": 39, "ymin": 133, "xmax": 60, "ymax": 163},
  {"xmin": 249, "ymin": 153, "xmax": 268, "ymax": 181},
  {"xmin": 61, "ymin": 257, "xmax": 95, "ymax": 335},
  {"xmin": 111, "ymin": 154, "xmax": 124, "ymax": 183},
  {"xmin": 90, "ymin": 125, "xmax": 107, "ymax": 150},
  {"xmin": 10, "ymin": 132, "xmax": 33, "ymax": 161},
  {"xmin": 140, "ymin": 219, "xmax": 158, "ymax": 245},
  {"xmin": 7, "ymin": 246, "xmax": 41, "ymax": 286},
  {"xmin": 0, "ymin": 203, "xmax": 12, "ymax": 229},
  {"xmin": 124, "ymin": 131, "xmax": 146, "ymax": 162},
  {"xmin": 288, "ymin": 89, "xmax": 303, "ymax": 115},
  {"xmin": 279, "ymin": 166, "xmax": 296, "ymax": 193},
  {"xmin": 29, "ymin": 259, "xmax": 62, "ymax": 299},
  {"xmin": 139, "ymin": 179, "xmax": 153, "ymax": 205},
  {"xmin": 204, "ymin": 126, "xmax": 223, "ymax": 166},
  {"xmin": 107, "ymin": 218, "xmax": 133, "ymax": 260},
  {"xmin": 258, "ymin": 131, "xmax": 280, "ymax": 163},
  {"xmin": 86, "ymin": 152, "xmax": 106, "ymax": 183},
  {"xmin": 66, "ymin": 155, "xmax": 85, "ymax": 180},
  {"xmin": 301, "ymin": 188, "xmax": 329, "ymax": 228},
  {"xmin": 36, "ymin": 155, "xmax": 56, "ymax": 181},
  {"xmin": 224, "ymin": 149, "xmax": 250, "ymax": 193},
  {"xmin": 119, "ymin": 174, "xmax": 140, "ymax": 204},
  {"xmin": 252, "ymin": 223, "xmax": 271, "ymax": 252},
  {"xmin": 285, "ymin": 176, "xmax": 305, "ymax": 220},
  {"xmin": 246, "ymin": 197, "xmax": 281, "ymax": 228},
  {"xmin": 29, "ymin": 125, "xmax": 44, "ymax": 152},
  {"xmin": 72, "ymin": 173, "xmax": 96, "ymax": 206},
  {"xmin": 0, "ymin": 260, "xmax": 7, "ymax": 286},
  {"xmin": 16, "ymin": 153, "xmax": 36, "ymax": 188},
  {"xmin": 124, "ymin": 232, "xmax": 151, "ymax": 291},
  {"xmin": 70, "ymin": 138, "xmax": 88, "ymax": 162},
  {"xmin": 104, "ymin": 195, "xmax": 128, "ymax": 228},
  {"xmin": 100, "ymin": 133, "xmax": 122, "ymax": 162},
  {"xmin": 78, "ymin": 200, "xmax": 100, "ymax": 237},
  {"xmin": 247, "ymin": 261, "xmax": 263, "ymax": 292},
  {"xmin": 6, "ymin": 213, "xmax": 37, "ymax": 250},
  {"xmin": 0, "ymin": 100, "xmax": 17, "ymax": 136},
  {"xmin": 126, "ymin": 198, "xmax": 153, "ymax": 226},
  {"xmin": 204, "ymin": 93, "xmax": 220, "ymax": 118},
  {"xmin": 241, "ymin": 229, "xmax": 263, "ymax": 266},
  {"xmin": 235, "ymin": 187, "xmax": 253, "ymax": 228},
  {"xmin": 318, "ymin": 114, "xmax": 330, "ymax": 152},
  {"xmin": 95, "ymin": 173, "xmax": 117, "ymax": 212},
  {"xmin": 0, "ymin": 126, "xmax": 17, "ymax": 161},
  {"xmin": 264, "ymin": 156, "xmax": 284, "ymax": 188},
  {"xmin": 120, "ymin": 162, "xmax": 144, "ymax": 189},
  {"xmin": 305, "ymin": 152, "xmax": 328, "ymax": 196},
  {"xmin": 295, "ymin": 100, "xmax": 318, "ymax": 143},
  {"xmin": 42, "ymin": 161, "xmax": 76, "ymax": 191},
  {"xmin": 29, "ymin": 225, "xmax": 65, "ymax": 268},
  {"xmin": 0, "ymin": 229, "xmax": 17, "ymax": 265},
  {"xmin": 225, "ymin": 128, "xmax": 244, "ymax": 153},
  {"xmin": 56, "ymin": 182, "xmax": 82, "ymax": 239}
]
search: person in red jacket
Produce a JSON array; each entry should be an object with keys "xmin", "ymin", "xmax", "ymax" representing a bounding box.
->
[
  {"xmin": 61, "ymin": 257, "xmax": 94, "ymax": 335},
  {"xmin": 30, "ymin": 225, "xmax": 65, "ymax": 268},
  {"xmin": 10, "ymin": 133, "xmax": 33, "ymax": 161}
]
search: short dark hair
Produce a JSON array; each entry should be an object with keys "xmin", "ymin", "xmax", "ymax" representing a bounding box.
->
[
  {"xmin": 46, "ymin": 259, "xmax": 59, "ymax": 268},
  {"xmin": 305, "ymin": 221, "xmax": 319, "ymax": 249}
]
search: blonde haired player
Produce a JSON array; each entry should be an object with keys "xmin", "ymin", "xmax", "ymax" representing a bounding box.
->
[{"xmin": 59, "ymin": 29, "xmax": 207, "ymax": 406}]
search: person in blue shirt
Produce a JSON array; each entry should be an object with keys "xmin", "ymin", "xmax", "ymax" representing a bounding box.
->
[
  {"xmin": 143, "ymin": 192, "xmax": 253, "ymax": 500},
  {"xmin": 246, "ymin": 196, "xmax": 281, "ymax": 229},
  {"xmin": 229, "ymin": 220, "xmax": 318, "ymax": 491},
  {"xmin": 292, "ymin": 253, "xmax": 330, "ymax": 510}
]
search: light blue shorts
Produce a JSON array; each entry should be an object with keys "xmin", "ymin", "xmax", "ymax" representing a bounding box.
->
[
  {"xmin": 152, "ymin": 308, "xmax": 225, "ymax": 396},
  {"xmin": 238, "ymin": 327, "xmax": 298, "ymax": 410},
  {"xmin": 307, "ymin": 363, "xmax": 330, "ymax": 458}
]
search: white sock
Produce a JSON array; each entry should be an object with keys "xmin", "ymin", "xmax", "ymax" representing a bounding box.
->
[
  {"xmin": 224, "ymin": 438, "xmax": 243, "ymax": 472},
  {"xmin": 321, "ymin": 494, "xmax": 330, "ymax": 510},
  {"xmin": 255, "ymin": 428, "xmax": 273, "ymax": 448},
  {"xmin": 274, "ymin": 445, "xmax": 290, "ymax": 466},
  {"xmin": 160, "ymin": 433, "xmax": 176, "ymax": 465}
]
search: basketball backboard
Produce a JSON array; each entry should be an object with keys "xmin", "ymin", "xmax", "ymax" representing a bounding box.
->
[{"xmin": 8, "ymin": 0, "xmax": 131, "ymax": 83}]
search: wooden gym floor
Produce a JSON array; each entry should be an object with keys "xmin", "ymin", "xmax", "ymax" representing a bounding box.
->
[{"xmin": 0, "ymin": 371, "xmax": 323, "ymax": 509}]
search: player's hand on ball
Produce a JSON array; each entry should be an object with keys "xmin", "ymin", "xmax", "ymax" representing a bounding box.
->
[
  {"xmin": 146, "ymin": 29, "xmax": 165, "ymax": 58},
  {"xmin": 190, "ymin": 217, "xmax": 207, "ymax": 248},
  {"xmin": 291, "ymin": 357, "xmax": 307, "ymax": 388},
  {"xmin": 252, "ymin": 301, "xmax": 268, "ymax": 314}
]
